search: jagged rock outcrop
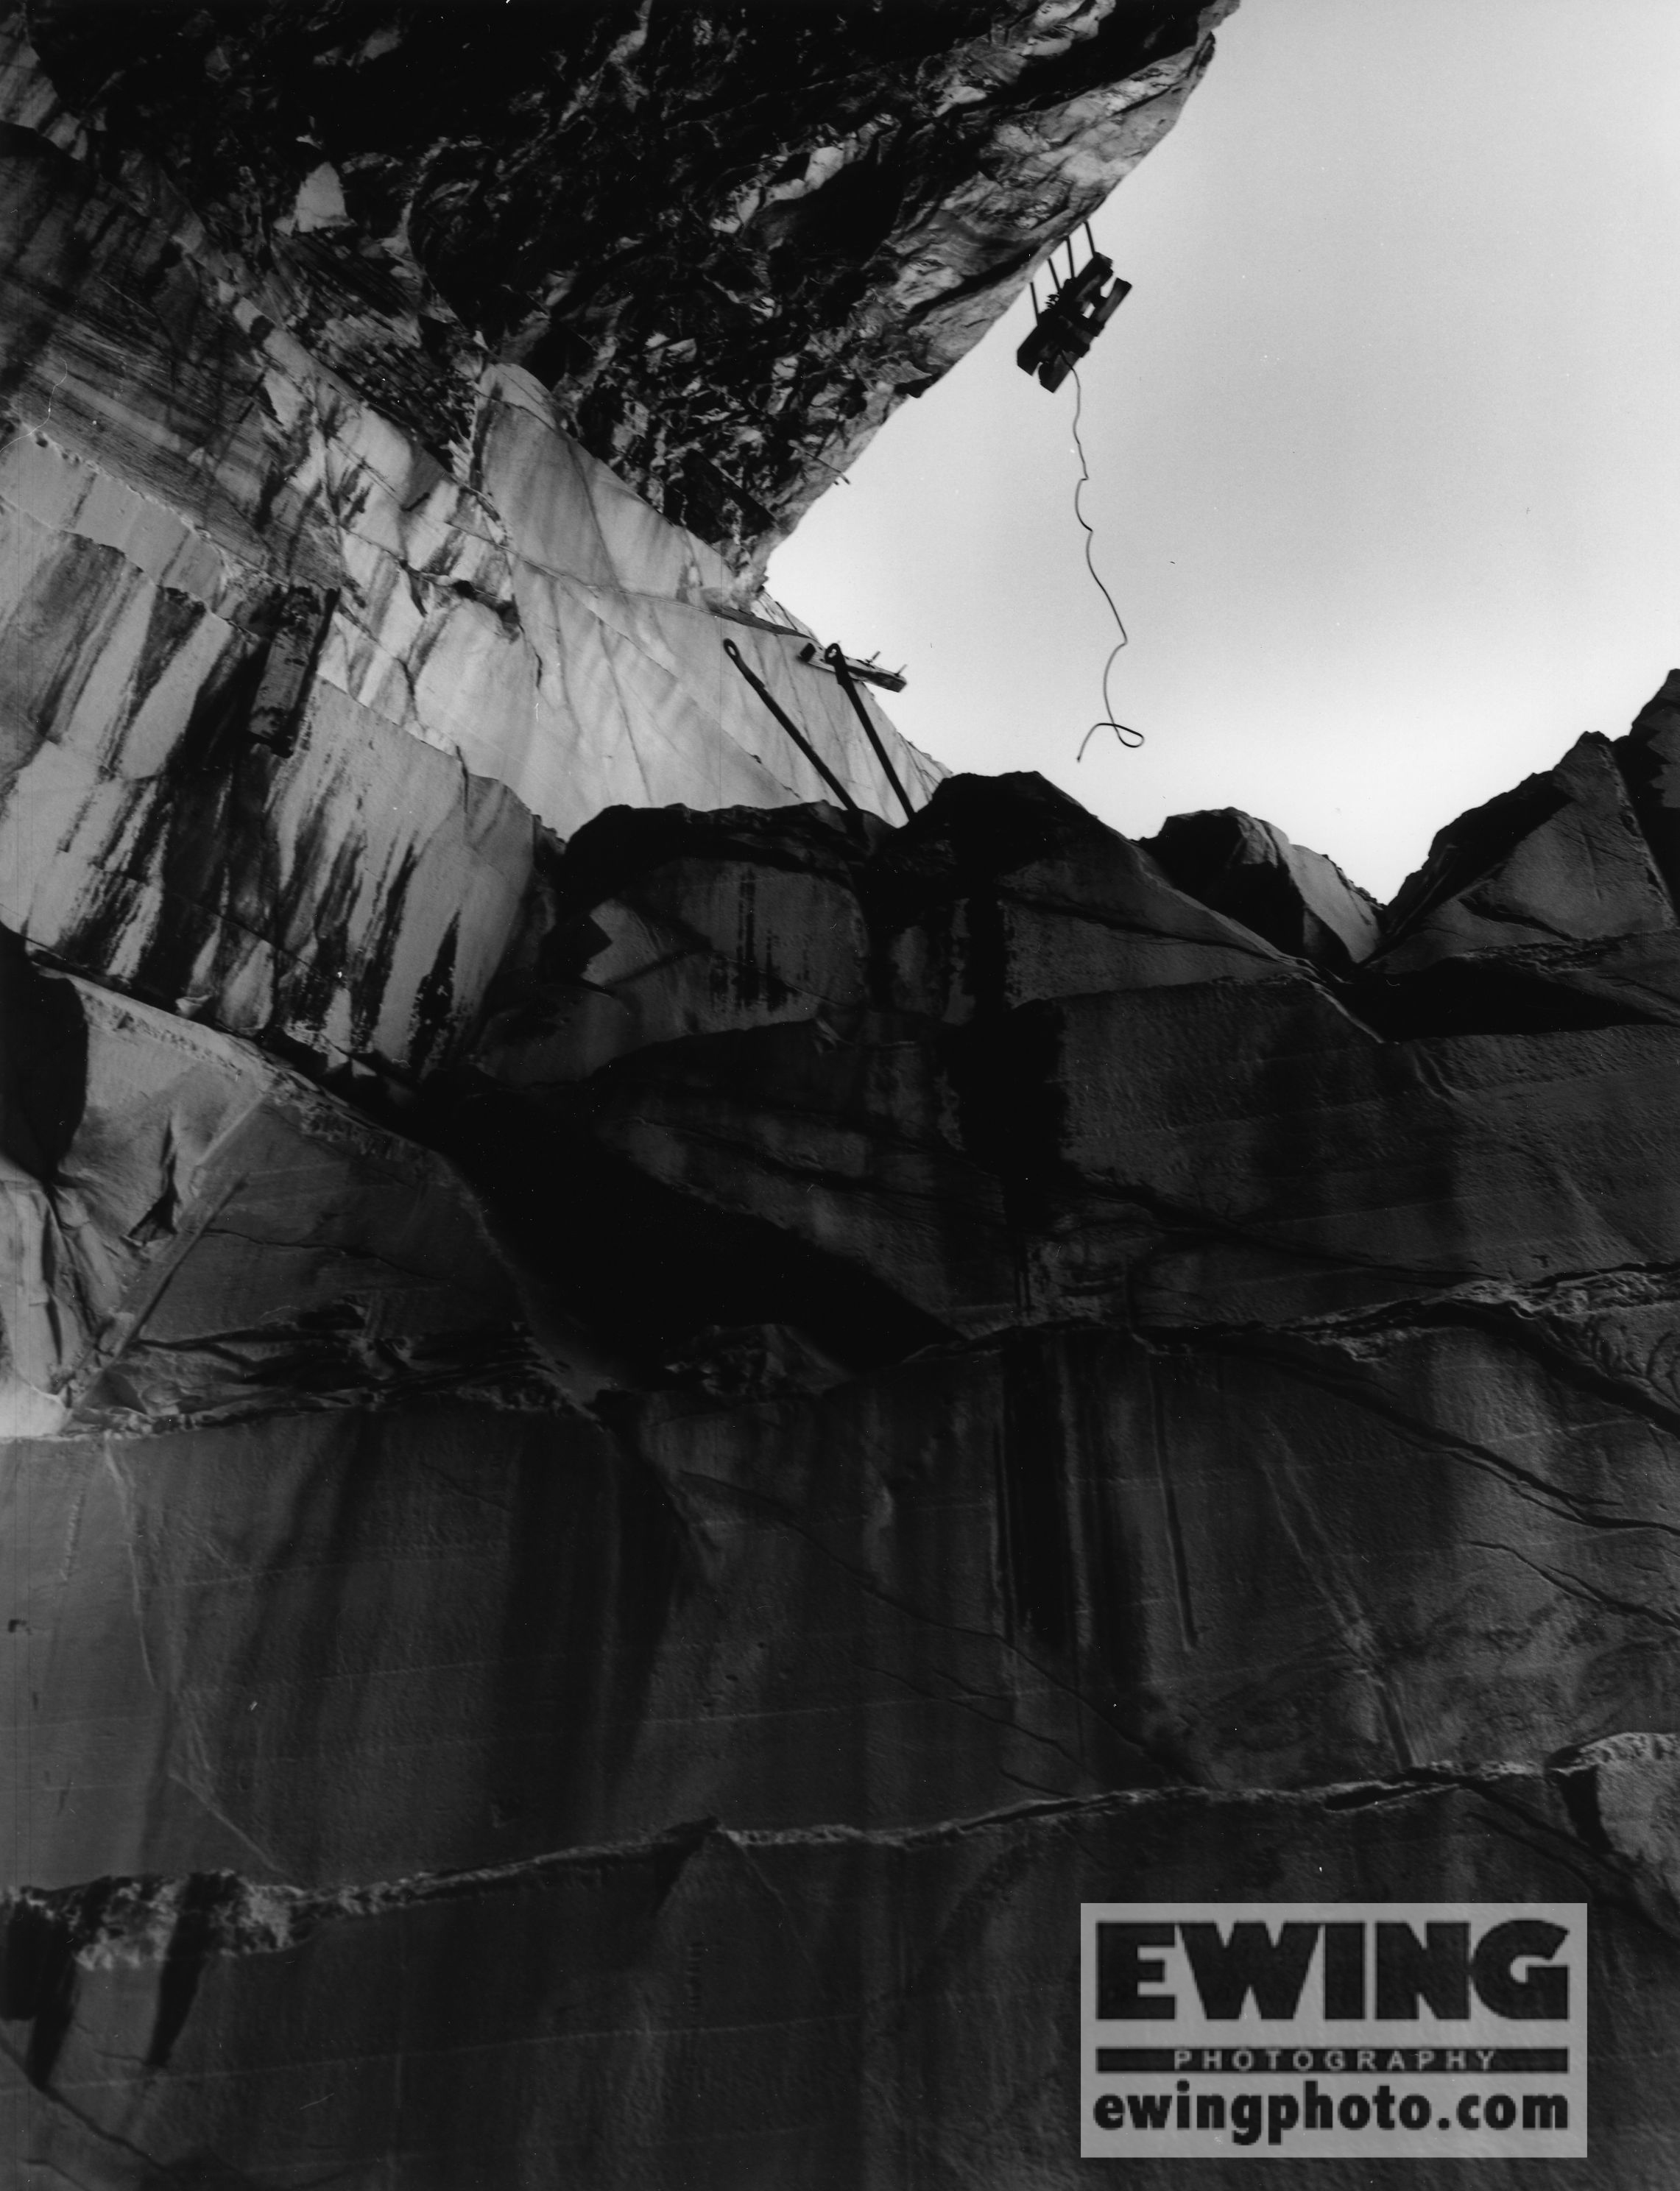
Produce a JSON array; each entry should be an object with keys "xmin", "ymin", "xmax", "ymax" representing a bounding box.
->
[
  {"xmin": 1143, "ymin": 805, "xmax": 1382, "ymax": 973},
  {"xmin": 1353, "ymin": 695, "xmax": 1680, "ymax": 1040},
  {"xmin": 5, "ymin": 2, "xmax": 1680, "ymax": 2184}
]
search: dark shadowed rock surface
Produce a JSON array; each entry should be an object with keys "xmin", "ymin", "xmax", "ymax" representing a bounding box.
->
[
  {"xmin": 1353, "ymin": 698, "xmax": 1680, "ymax": 1040},
  {"xmin": 7, "ymin": 1759, "xmax": 1680, "ymax": 2189},
  {"xmin": 4, "ymin": 4, "xmax": 1680, "ymax": 2184},
  {"xmin": 1143, "ymin": 805, "xmax": 1382, "ymax": 972},
  {"xmin": 10, "ymin": 709, "xmax": 1680, "ymax": 2178}
]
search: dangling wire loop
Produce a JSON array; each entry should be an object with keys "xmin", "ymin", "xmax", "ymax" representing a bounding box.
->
[{"xmin": 1068, "ymin": 364, "xmax": 1144, "ymax": 757}]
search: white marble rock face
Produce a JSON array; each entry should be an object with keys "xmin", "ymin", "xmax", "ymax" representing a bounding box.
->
[{"xmin": 0, "ymin": 14, "xmax": 941, "ymax": 1099}]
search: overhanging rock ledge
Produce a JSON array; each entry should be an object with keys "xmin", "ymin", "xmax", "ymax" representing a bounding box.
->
[{"xmin": 3, "ymin": 5, "xmax": 1679, "ymax": 2184}]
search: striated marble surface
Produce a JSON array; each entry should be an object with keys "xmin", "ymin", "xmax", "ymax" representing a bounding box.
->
[
  {"xmin": 21, "ymin": 0, "xmax": 1238, "ymax": 571},
  {"xmin": 0, "ymin": 19, "xmax": 941, "ymax": 1087}
]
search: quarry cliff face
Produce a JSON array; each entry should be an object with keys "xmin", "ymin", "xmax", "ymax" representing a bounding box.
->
[{"xmin": 4, "ymin": 5, "xmax": 1680, "ymax": 2186}]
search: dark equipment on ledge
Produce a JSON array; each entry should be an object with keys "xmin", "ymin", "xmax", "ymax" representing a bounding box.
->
[
  {"xmin": 1017, "ymin": 225, "xmax": 1132, "ymax": 393},
  {"xmin": 797, "ymin": 640, "xmax": 906, "ymax": 694},
  {"xmin": 707, "ymin": 601, "xmax": 906, "ymax": 692}
]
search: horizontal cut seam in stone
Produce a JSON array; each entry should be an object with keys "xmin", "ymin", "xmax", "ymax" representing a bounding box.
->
[
  {"xmin": 73, "ymin": 1255, "xmax": 1680, "ymax": 1437},
  {"xmin": 1, "ymin": 1760, "xmax": 1610, "ymax": 1970},
  {"xmin": 71, "ymin": 1377, "xmax": 576, "ymax": 1440},
  {"xmin": 1182, "ymin": 1256, "xmax": 1680, "ymax": 1333}
]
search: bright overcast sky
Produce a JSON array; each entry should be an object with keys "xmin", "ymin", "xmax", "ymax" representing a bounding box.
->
[{"xmin": 769, "ymin": 0, "xmax": 1680, "ymax": 902}]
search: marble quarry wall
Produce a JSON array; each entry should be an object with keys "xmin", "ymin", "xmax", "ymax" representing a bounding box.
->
[{"xmin": 4, "ymin": 4, "xmax": 1680, "ymax": 2187}]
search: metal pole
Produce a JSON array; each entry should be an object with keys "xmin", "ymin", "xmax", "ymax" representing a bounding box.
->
[
  {"xmin": 722, "ymin": 641, "xmax": 862, "ymax": 816},
  {"xmin": 822, "ymin": 644, "xmax": 917, "ymax": 823}
]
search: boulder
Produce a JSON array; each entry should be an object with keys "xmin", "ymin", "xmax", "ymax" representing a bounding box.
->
[
  {"xmin": 0, "ymin": 57, "xmax": 941, "ymax": 1086},
  {"xmin": 1142, "ymin": 806, "xmax": 1382, "ymax": 973}
]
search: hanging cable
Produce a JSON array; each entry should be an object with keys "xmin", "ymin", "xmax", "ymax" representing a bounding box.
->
[{"xmin": 1068, "ymin": 362, "xmax": 1143, "ymax": 758}]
